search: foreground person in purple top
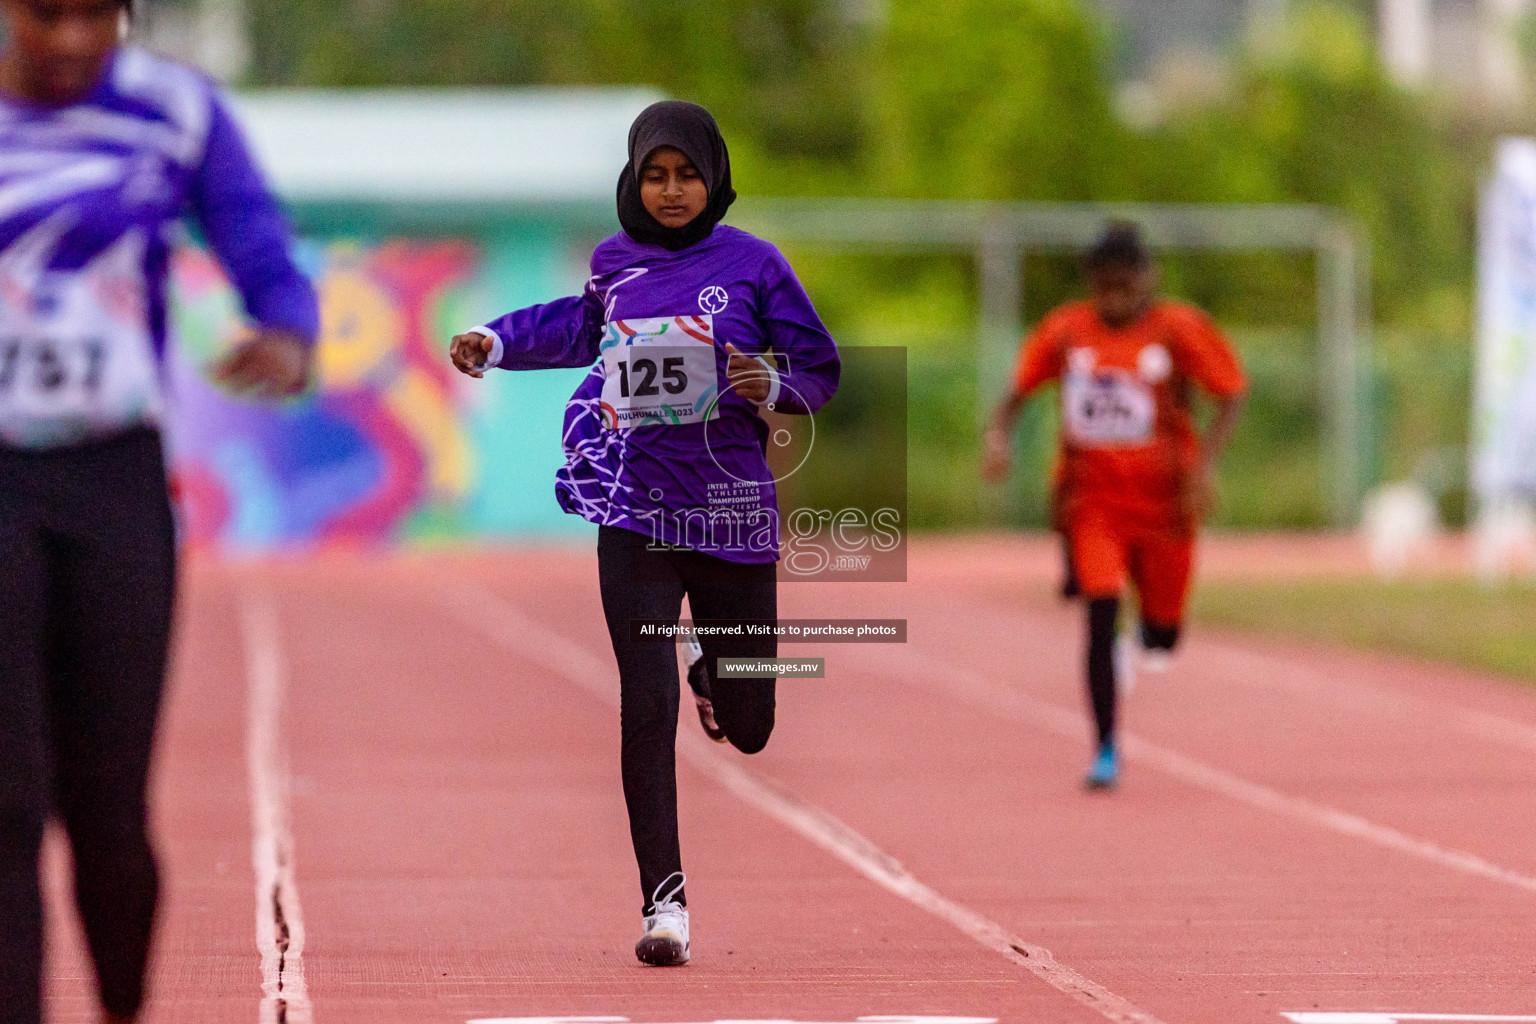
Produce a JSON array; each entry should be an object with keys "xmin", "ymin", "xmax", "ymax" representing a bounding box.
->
[
  {"xmin": 0, "ymin": 2, "xmax": 318, "ymax": 1020},
  {"xmin": 451, "ymin": 100, "xmax": 839, "ymax": 966}
]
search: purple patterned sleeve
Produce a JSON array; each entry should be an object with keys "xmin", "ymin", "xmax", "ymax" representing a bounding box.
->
[
  {"xmin": 758, "ymin": 252, "xmax": 840, "ymax": 415},
  {"xmin": 188, "ymin": 95, "xmax": 320, "ymax": 344},
  {"xmin": 481, "ymin": 282, "xmax": 606, "ymax": 371}
]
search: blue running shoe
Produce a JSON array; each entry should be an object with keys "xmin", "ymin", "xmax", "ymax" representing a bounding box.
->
[{"xmin": 1085, "ymin": 742, "xmax": 1119, "ymax": 790}]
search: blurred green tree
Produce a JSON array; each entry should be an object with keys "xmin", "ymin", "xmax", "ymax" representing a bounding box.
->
[
  {"xmin": 235, "ymin": 0, "xmax": 1502, "ymax": 527},
  {"xmin": 240, "ymin": 0, "xmax": 1481, "ymax": 326},
  {"xmin": 1129, "ymin": 2, "xmax": 1476, "ymax": 330},
  {"xmin": 867, "ymin": 0, "xmax": 1122, "ymax": 201},
  {"xmin": 244, "ymin": 0, "xmax": 869, "ymax": 167}
]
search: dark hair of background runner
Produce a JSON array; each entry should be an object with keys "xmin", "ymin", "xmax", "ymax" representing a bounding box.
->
[{"xmin": 1084, "ymin": 220, "xmax": 1152, "ymax": 273}]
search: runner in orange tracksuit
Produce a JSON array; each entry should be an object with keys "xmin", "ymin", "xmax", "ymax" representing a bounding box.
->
[{"xmin": 982, "ymin": 222, "xmax": 1246, "ymax": 790}]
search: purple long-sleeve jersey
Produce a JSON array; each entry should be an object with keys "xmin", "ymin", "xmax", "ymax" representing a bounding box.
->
[
  {"xmin": 0, "ymin": 46, "xmax": 318, "ymax": 450},
  {"xmin": 475, "ymin": 224, "xmax": 841, "ymax": 563}
]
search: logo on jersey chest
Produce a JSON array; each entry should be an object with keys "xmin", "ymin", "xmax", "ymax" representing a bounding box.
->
[
  {"xmin": 698, "ymin": 286, "xmax": 729, "ymax": 314},
  {"xmin": 1137, "ymin": 343, "xmax": 1172, "ymax": 383},
  {"xmin": 1067, "ymin": 343, "xmax": 1171, "ymax": 384}
]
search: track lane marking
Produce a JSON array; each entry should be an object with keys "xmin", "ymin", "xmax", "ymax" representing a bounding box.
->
[
  {"xmin": 867, "ymin": 644, "xmax": 1536, "ymax": 896},
  {"xmin": 1193, "ymin": 635, "xmax": 1536, "ymax": 755},
  {"xmin": 470, "ymin": 1018, "xmax": 999, "ymax": 1024},
  {"xmin": 919, "ymin": 588, "xmax": 1536, "ymax": 757},
  {"xmin": 240, "ymin": 590, "xmax": 314, "ymax": 1024},
  {"xmin": 1283, "ymin": 1016, "xmax": 1536, "ymax": 1023},
  {"xmin": 454, "ymin": 583, "xmax": 1171, "ymax": 1024}
]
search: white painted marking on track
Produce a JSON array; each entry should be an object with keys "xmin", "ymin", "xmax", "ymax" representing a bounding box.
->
[
  {"xmin": 241, "ymin": 590, "xmax": 314, "ymax": 1024},
  {"xmin": 470, "ymin": 1018, "xmax": 997, "ymax": 1024},
  {"xmin": 454, "ymin": 583, "xmax": 1171, "ymax": 1024},
  {"xmin": 868, "ymin": 645, "xmax": 1536, "ymax": 896},
  {"xmin": 1195, "ymin": 637, "xmax": 1536, "ymax": 756},
  {"xmin": 914, "ymin": 587, "xmax": 1536, "ymax": 758},
  {"xmin": 1291, "ymin": 1017, "xmax": 1536, "ymax": 1024}
]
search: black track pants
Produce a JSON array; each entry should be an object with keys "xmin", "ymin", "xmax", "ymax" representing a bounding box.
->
[
  {"xmin": 1086, "ymin": 596, "xmax": 1120, "ymax": 748},
  {"xmin": 0, "ymin": 428, "xmax": 174, "ymax": 1023},
  {"xmin": 597, "ymin": 525, "xmax": 777, "ymax": 914}
]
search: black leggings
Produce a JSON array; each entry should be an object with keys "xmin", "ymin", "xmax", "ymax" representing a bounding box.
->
[
  {"xmin": 597, "ymin": 525, "xmax": 777, "ymax": 914},
  {"xmin": 0, "ymin": 428, "xmax": 174, "ymax": 1023},
  {"xmin": 1085, "ymin": 597, "xmax": 1182, "ymax": 747}
]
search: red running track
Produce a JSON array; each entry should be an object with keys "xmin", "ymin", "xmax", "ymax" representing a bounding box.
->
[{"xmin": 46, "ymin": 538, "xmax": 1536, "ymax": 1023}]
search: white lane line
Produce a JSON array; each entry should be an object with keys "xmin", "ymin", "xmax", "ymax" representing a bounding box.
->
[
  {"xmin": 1283, "ymin": 1016, "xmax": 1536, "ymax": 1023},
  {"xmin": 454, "ymin": 583, "xmax": 1170, "ymax": 1024},
  {"xmin": 867, "ymin": 645, "xmax": 1536, "ymax": 896},
  {"xmin": 240, "ymin": 590, "xmax": 313, "ymax": 1024},
  {"xmin": 471, "ymin": 1018, "xmax": 998, "ymax": 1024},
  {"xmin": 1195, "ymin": 636, "xmax": 1536, "ymax": 756},
  {"xmin": 1444, "ymin": 707, "xmax": 1536, "ymax": 756},
  {"xmin": 917, "ymin": 590, "xmax": 1536, "ymax": 758}
]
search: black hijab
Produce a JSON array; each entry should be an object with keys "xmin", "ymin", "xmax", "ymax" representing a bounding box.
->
[{"xmin": 616, "ymin": 101, "xmax": 736, "ymax": 251}]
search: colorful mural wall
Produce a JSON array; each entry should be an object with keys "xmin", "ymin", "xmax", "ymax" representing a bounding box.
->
[{"xmin": 166, "ymin": 231, "xmax": 595, "ymax": 549}]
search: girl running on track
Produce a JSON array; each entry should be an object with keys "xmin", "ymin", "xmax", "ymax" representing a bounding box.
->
[
  {"xmin": 981, "ymin": 222, "xmax": 1245, "ymax": 790},
  {"xmin": 450, "ymin": 100, "xmax": 840, "ymax": 966},
  {"xmin": 0, "ymin": 2, "xmax": 318, "ymax": 1020}
]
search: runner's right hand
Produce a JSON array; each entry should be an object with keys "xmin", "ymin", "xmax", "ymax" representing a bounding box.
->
[
  {"xmin": 450, "ymin": 332, "xmax": 494, "ymax": 378},
  {"xmin": 212, "ymin": 329, "xmax": 313, "ymax": 399}
]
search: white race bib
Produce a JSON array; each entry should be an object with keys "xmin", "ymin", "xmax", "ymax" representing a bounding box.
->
[
  {"xmin": 0, "ymin": 226, "xmax": 162, "ymax": 448},
  {"xmin": 1063, "ymin": 370, "xmax": 1155, "ymax": 446},
  {"xmin": 598, "ymin": 315, "xmax": 721, "ymax": 430}
]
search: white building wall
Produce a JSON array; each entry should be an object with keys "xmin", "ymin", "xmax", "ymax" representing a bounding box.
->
[
  {"xmin": 1381, "ymin": 0, "xmax": 1434, "ymax": 85},
  {"xmin": 1380, "ymin": 0, "xmax": 1535, "ymax": 106},
  {"xmin": 135, "ymin": 0, "xmax": 250, "ymax": 83}
]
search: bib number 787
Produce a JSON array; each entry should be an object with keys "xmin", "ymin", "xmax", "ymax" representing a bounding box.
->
[{"xmin": 0, "ymin": 337, "xmax": 109, "ymax": 402}]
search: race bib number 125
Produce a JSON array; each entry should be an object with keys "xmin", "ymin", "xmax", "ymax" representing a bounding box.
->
[{"xmin": 599, "ymin": 315, "xmax": 721, "ymax": 430}]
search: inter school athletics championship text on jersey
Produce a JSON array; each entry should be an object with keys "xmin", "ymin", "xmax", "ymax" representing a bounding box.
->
[
  {"xmin": 1012, "ymin": 300, "xmax": 1246, "ymax": 523},
  {"xmin": 0, "ymin": 47, "xmax": 317, "ymax": 450},
  {"xmin": 474, "ymin": 224, "xmax": 841, "ymax": 563}
]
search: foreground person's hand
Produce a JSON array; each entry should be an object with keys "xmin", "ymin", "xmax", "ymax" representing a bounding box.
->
[
  {"xmin": 451, "ymin": 332, "xmax": 494, "ymax": 378},
  {"xmin": 211, "ymin": 330, "xmax": 312, "ymax": 399}
]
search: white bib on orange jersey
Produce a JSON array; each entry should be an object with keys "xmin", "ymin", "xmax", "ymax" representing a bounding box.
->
[{"xmin": 1062, "ymin": 369, "xmax": 1155, "ymax": 447}]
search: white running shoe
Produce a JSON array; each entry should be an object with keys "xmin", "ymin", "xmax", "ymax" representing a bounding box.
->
[
  {"xmin": 1114, "ymin": 632, "xmax": 1138, "ymax": 697},
  {"xmin": 635, "ymin": 872, "xmax": 690, "ymax": 966},
  {"xmin": 1141, "ymin": 647, "xmax": 1175, "ymax": 673}
]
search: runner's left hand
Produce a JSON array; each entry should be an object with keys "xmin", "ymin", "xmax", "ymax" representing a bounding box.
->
[
  {"xmin": 725, "ymin": 343, "xmax": 772, "ymax": 404},
  {"xmin": 211, "ymin": 329, "xmax": 312, "ymax": 399}
]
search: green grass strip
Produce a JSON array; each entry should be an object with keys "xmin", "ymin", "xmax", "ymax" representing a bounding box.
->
[{"xmin": 1192, "ymin": 577, "xmax": 1536, "ymax": 683}]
